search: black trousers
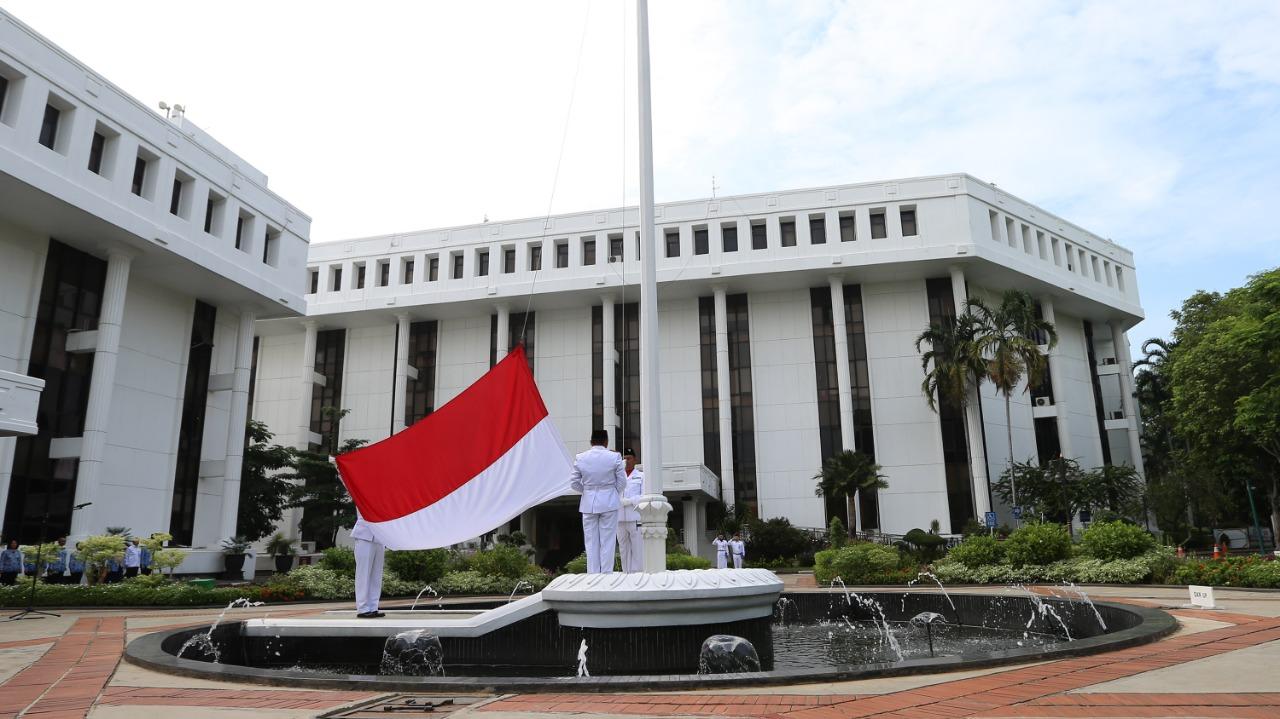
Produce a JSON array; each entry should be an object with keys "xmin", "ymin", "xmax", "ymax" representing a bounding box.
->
[
  {"xmin": 125, "ymin": 567, "xmax": 139, "ymax": 578},
  {"xmin": 0, "ymin": 571, "xmax": 16, "ymax": 585}
]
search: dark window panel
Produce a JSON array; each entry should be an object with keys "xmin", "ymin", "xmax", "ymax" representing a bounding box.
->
[
  {"xmin": 38, "ymin": 104, "xmax": 59, "ymax": 149},
  {"xmin": 870, "ymin": 210, "xmax": 887, "ymax": 239},
  {"xmin": 722, "ymin": 225, "xmax": 738, "ymax": 252},
  {"xmin": 780, "ymin": 219, "xmax": 797, "ymax": 247},
  {"xmin": 839, "ymin": 213, "xmax": 855, "ymax": 242},
  {"xmin": 750, "ymin": 222, "xmax": 767, "ymax": 250},
  {"xmin": 809, "ymin": 216, "xmax": 826, "ymax": 244},
  {"xmin": 131, "ymin": 156, "xmax": 147, "ymax": 196},
  {"xmin": 694, "ymin": 228, "xmax": 709, "ymax": 255},
  {"xmin": 900, "ymin": 208, "xmax": 918, "ymax": 236},
  {"xmin": 87, "ymin": 132, "xmax": 106, "ymax": 174}
]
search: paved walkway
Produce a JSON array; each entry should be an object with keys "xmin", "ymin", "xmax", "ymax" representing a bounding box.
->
[{"xmin": 0, "ymin": 585, "xmax": 1277, "ymax": 718}]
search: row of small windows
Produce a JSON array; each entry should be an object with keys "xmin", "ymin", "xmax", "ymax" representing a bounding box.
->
[
  {"xmin": 0, "ymin": 62, "xmax": 283, "ymax": 267},
  {"xmin": 307, "ymin": 207, "xmax": 919, "ymax": 294},
  {"xmin": 987, "ymin": 210, "xmax": 1126, "ymax": 292}
]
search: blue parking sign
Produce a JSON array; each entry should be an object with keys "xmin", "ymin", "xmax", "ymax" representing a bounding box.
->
[
  {"xmin": 1012, "ymin": 506, "xmax": 1023, "ymax": 520},
  {"xmin": 984, "ymin": 511, "xmax": 998, "ymax": 528}
]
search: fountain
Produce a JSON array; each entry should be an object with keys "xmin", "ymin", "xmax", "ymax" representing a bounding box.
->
[
  {"xmin": 508, "ymin": 579, "xmax": 534, "ymax": 603},
  {"xmin": 410, "ymin": 585, "xmax": 441, "ymax": 611},
  {"xmin": 908, "ymin": 612, "xmax": 948, "ymax": 657},
  {"xmin": 698, "ymin": 635, "xmax": 760, "ymax": 674},
  {"xmin": 175, "ymin": 598, "xmax": 264, "ymax": 661},
  {"xmin": 380, "ymin": 630, "xmax": 444, "ymax": 676}
]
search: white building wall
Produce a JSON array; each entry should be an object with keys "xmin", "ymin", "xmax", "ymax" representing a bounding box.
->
[
  {"xmin": 748, "ymin": 289, "xmax": 825, "ymax": 528},
  {"xmin": 0, "ymin": 222, "xmax": 48, "ymax": 517},
  {"xmin": 861, "ymin": 279, "xmax": 951, "ymax": 534},
  {"xmin": 97, "ymin": 277, "xmax": 190, "ymax": 538},
  {"xmin": 435, "ymin": 316, "xmax": 491, "ymax": 407},
  {"xmin": 339, "ymin": 324, "xmax": 396, "ymax": 446},
  {"xmin": 535, "ymin": 306, "xmax": 593, "ymax": 455},
  {"xmin": 658, "ymin": 297, "xmax": 703, "ymax": 466},
  {"xmin": 251, "ymin": 332, "xmax": 307, "ymax": 447},
  {"xmin": 1054, "ymin": 312, "xmax": 1107, "ymax": 469}
]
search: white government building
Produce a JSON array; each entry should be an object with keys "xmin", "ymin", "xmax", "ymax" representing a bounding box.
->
[{"xmin": 1, "ymin": 9, "xmax": 1145, "ymax": 567}]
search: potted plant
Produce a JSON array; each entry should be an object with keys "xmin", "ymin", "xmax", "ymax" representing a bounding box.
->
[
  {"xmin": 265, "ymin": 533, "xmax": 296, "ymax": 573},
  {"xmin": 220, "ymin": 536, "xmax": 251, "ymax": 577}
]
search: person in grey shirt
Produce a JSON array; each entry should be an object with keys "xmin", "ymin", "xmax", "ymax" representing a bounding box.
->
[{"xmin": 569, "ymin": 429, "xmax": 627, "ymax": 573}]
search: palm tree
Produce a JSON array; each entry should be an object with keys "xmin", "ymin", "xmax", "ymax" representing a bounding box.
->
[
  {"xmin": 968, "ymin": 290, "xmax": 1058, "ymax": 509},
  {"xmin": 916, "ymin": 309, "xmax": 988, "ymax": 518},
  {"xmin": 814, "ymin": 450, "xmax": 888, "ymax": 534}
]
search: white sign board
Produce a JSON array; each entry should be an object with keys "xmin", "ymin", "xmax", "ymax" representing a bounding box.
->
[{"xmin": 1189, "ymin": 585, "xmax": 1216, "ymax": 609}]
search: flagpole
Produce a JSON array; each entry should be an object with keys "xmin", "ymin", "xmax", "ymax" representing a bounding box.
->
[{"xmin": 635, "ymin": 0, "xmax": 671, "ymax": 573}]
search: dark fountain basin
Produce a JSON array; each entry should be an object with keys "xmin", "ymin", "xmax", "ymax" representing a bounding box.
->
[{"xmin": 124, "ymin": 590, "xmax": 1176, "ymax": 692}]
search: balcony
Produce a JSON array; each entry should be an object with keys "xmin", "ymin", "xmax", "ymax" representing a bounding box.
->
[{"xmin": 0, "ymin": 369, "xmax": 45, "ymax": 437}]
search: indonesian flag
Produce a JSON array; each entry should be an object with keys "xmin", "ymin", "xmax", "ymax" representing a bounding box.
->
[{"xmin": 335, "ymin": 345, "xmax": 573, "ymax": 550}]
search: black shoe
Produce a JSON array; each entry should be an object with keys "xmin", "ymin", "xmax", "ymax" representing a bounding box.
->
[{"xmin": 357, "ymin": 611, "xmax": 385, "ymax": 618}]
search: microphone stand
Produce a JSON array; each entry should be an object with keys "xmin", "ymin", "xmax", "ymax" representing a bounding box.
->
[{"xmin": 9, "ymin": 502, "xmax": 90, "ymax": 621}]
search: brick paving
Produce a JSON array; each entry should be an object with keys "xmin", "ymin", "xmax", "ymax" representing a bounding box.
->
[{"xmin": 1, "ymin": 591, "xmax": 1279, "ymax": 718}]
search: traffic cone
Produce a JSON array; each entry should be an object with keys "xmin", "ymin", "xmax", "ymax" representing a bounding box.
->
[{"xmin": 1213, "ymin": 544, "xmax": 1222, "ymax": 560}]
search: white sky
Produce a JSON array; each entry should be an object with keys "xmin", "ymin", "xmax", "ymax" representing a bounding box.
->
[{"xmin": 5, "ymin": 0, "xmax": 1279, "ymax": 345}]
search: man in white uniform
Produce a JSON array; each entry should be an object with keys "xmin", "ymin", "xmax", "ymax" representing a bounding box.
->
[
  {"xmin": 351, "ymin": 516, "xmax": 385, "ymax": 618},
  {"xmin": 617, "ymin": 447, "xmax": 645, "ymax": 573},
  {"xmin": 569, "ymin": 430, "xmax": 627, "ymax": 574},
  {"xmin": 713, "ymin": 534, "xmax": 729, "ymax": 569},
  {"xmin": 730, "ymin": 533, "xmax": 746, "ymax": 569}
]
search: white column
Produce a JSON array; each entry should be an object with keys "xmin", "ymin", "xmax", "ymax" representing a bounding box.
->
[
  {"xmin": 69, "ymin": 250, "xmax": 132, "ymax": 540},
  {"xmin": 217, "ymin": 309, "xmax": 257, "ymax": 542},
  {"xmin": 828, "ymin": 277, "xmax": 862, "ymax": 530},
  {"xmin": 950, "ymin": 266, "xmax": 991, "ymax": 517},
  {"xmin": 1110, "ymin": 322, "xmax": 1146, "ymax": 477},
  {"xmin": 495, "ymin": 304, "xmax": 510, "ymax": 362},
  {"xmin": 682, "ymin": 498, "xmax": 701, "ymax": 556},
  {"xmin": 296, "ymin": 320, "xmax": 318, "ymax": 449},
  {"xmin": 713, "ymin": 286, "xmax": 735, "ymax": 507},
  {"xmin": 393, "ymin": 313, "xmax": 411, "ymax": 434},
  {"xmin": 635, "ymin": 0, "xmax": 671, "ymax": 574},
  {"xmin": 1040, "ymin": 298, "xmax": 1073, "ymax": 460},
  {"xmin": 601, "ymin": 295, "xmax": 618, "ymax": 443}
]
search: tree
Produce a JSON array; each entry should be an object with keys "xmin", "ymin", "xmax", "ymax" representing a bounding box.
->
[
  {"xmin": 992, "ymin": 457, "xmax": 1143, "ymax": 525},
  {"xmin": 814, "ymin": 450, "xmax": 888, "ymax": 533},
  {"xmin": 969, "ymin": 290, "xmax": 1058, "ymax": 508},
  {"xmin": 237, "ymin": 420, "xmax": 296, "ymax": 542},
  {"xmin": 916, "ymin": 307, "xmax": 988, "ymax": 519},
  {"xmin": 1170, "ymin": 269, "xmax": 1280, "ymax": 544},
  {"xmin": 283, "ymin": 407, "xmax": 367, "ymax": 550}
]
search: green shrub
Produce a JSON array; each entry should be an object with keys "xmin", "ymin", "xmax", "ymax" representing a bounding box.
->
[
  {"xmin": 287, "ymin": 564, "xmax": 354, "ymax": 599},
  {"xmin": 0, "ymin": 576, "xmax": 267, "ymax": 607},
  {"xmin": 828, "ymin": 517, "xmax": 848, "ymax": 549},
  {"xmin": 467, "ymin": 545, "xmax": 532, "ymax": 579},
  {"xmin": 814, "ymin": 542, "xmax": 903, "ymax": 584},
  {"xmin": 1004, "ymin": 522, "xmax": 1072, "ymax": 567},
  {"xmin": 436, "ymin": 570, "xmax": 549, "ymax": 595},
  {"xmin": 319, "ymin": 546, "xmax": 356, "ymax": 576},
  {"xmin": 946, "ymin": 535, "xmax": 1005, "ymax": 567},
  {"xmin": 745, "ymin": 517, "xmax": 812, "ymax": 562},
  {"xmin": 901, "ymin": 528, "xmax": 947, "ymax": 562},
  {"xmin": 1080, "ymin": 521, "xmax": 1157, "ymax": 561},
  {"xmin": 384, "ymin": 549, "xmax": 450, "ymax": 585},
  {"xmin": 1173, "ymin": 555, "xmax": 1280, "ymax": 588},
  {"xmin": 932, "ymin": 547, "xmax": 1176, "ymax": 585},
  {"xmin": 665, "ymin": 553, "xmax": 712, "ymax": 570}
]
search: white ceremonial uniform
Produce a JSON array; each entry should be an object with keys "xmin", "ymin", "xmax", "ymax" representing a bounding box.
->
[
  {"xmin": 729, "ymin": 539, "xmax": 745, "ymax": 569},
  {"xmin": 569, "ymin": 445, "xmax": 627, "ymax": 573},
  {"xmin": 123, "ymin": 544, "xmax": 141, "ymax": 569},
  {"xmin": 713, "ymin": 538, "xmax": 730, "ymax": 569},
  {"xmin": 351, "ymin": 518, "xmax": 385, "ymax": 615},
  {"xmin": 617, "ymin": 466, "xmax": 645, "ymax": 573}
]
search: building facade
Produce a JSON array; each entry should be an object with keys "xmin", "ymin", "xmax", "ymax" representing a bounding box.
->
[
  {"xmin": 255, "ymin": 174, "xmax": 1146, "ymax": 562},
  {"xmin": 0, "ymin": 10, "xmax": 310, "ymax": 572}
]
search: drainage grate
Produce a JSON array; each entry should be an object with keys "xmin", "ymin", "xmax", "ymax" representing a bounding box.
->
[{"xmin": 319, "ymin": 694, "xmax": 493, "ymax": 718}]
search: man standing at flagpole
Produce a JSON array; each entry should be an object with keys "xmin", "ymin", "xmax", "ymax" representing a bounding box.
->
[
  {"xmin": 351, "ymin": 516, "xmax": 385, "ymax": 618},
  {"xmin": 570, "ymin": 430, "xmax": 627, "ymax": 573},
  {"xmin": 617, "ymin": 447, "xmax": 645, "ymax": 573}
]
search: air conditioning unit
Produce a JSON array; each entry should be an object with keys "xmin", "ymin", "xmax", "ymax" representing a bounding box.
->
[
  {"xmin": 608, "ymin": 255, "xmax": 621, "ymax": 263},
  {"xmin": 1034, "ymin": 397, "xmax": 1052, "ymax": 407},
  {"xmin": 298, "ymin": 541, "xmax": 316, "ymax": 554},
  {"xmin": 1110, "ymin": 411, "xmax": 1124, "ymax": 420}
]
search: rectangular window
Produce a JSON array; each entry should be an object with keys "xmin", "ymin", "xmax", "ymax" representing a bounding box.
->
[
  {"xmin": 1115, "ymin": 267, "xmax": 1125, "ymax": 291},
  {"xmin": 379, "ymin": 259, "xmax": 391, "ymax": 286},
  {"xmin": 38, "ymin": 103, "xmax": 60, "ymax": 149},
  {"xmin": 664, "ymin": 228, "xmax": 681, "ymax": 258},
  {"xmin": 330, "ymin": 266, "xmax": 342, "ymax": 292},
  {"xmin": 204, "ymin": 192, "xmax": 225, "ymax": 235},
  {"xmin": 490, "ymin": 312, "xmax": 536, "ymax": 372},
  {"xmin": 477, "ymin": 250, "xmax": 489, "ymax": 277},
  {"xmin": 990, "ymin": 210, "xmax": 1001, "ymax": 242},
  {"xmin": 87, "ymin": 132, "xmax": 107, "ymax": 174},
  {"xmin": 1022, "ymin": 225, "xmax": 1033, "ymax": 254},
  {"xmin": 403, "ymin": 258, "xmax": 415, "ymax": 284},
  {"xmin": 428, "ymin": 256, "xmax": 439, "ymax": 282},
  {"xmin": 725, "ymin": 293, "xmax": 757, "ymax": 513},
  {"xmin": 809, "ymin": 286, "xmax": 843, "ymax": 520},
  {"xmin": 697, "ymin": 296, "xmax": 721, "ymax": 478},
  {"xmin": 750, "ymin": 221, "xmax": 767, "ymax": 250},
  {"xmin": 839, "ymin": 211, "xmax": 855, "ymax": 242},
  {"xmin": 1006, "ymin": 217, "xmax": 1017, "ymax": 248},
  {"xmin": 591, "ymin": 305, "xmax": 604, "ymax": 433},
  {"xmin": 555, "ymin": 241, "xmax": 569, "ymax": 268},
  {"xmin": 529, "ymin": 244, "xmax": 542, "ymax": 271},
  {"xmin": 809, "ymin": 214, "xmax": 826, "ymax": 244},
  {"xmin": 0, "ymin": 75, "xmax": 8, "ymax": 122},
  {"xmin": 842, "ymin": 283, "xmax": 877, "ymax": 528},
  {"xmin": 234, "ymin": 215, "xmax": 245, "ymax": 250},
  {"xmin": 169, "ymin": 301, "xmax": 217, "ymax": 544},
  {"xmin": 309, "ymin": 269, "xmax": 319, "ymax": 294},
  {"xmin": 779, "ymin": 218, "xmax": 797, "ymax": 247},
  {"xmin": 609, "ymin": 234, "xmax": 624, "ymax": 261},
  {"xmin": 503, "ymin": 247, "xmax": 515, "ymax": 274},
  {"xmin": 262, "ymin": 227, "xmax": 279, "ymax": 266},
  {"xmin": 307, "ymin": 328, "xmax": 347, "ymax": 459},
  {"xmin": 169, "ymin": 178, "xmax": 184, "ymax": 216},
  {"xmin": 869, "ymin": 209, "xmax": 887, "ymax": 239},
  {"xmin": 722, "ymin": 223, "xmax": 738, "ymax": 252},
  {"xmin": 1036, "ymin": 231, "xmax": 1048, "ymax": 260},
  {"xmin": 900, "ymin": 207, "xmax": 917, "ymax": 236},
  {"xmin": 582, "ymin": 237, "xmax": 596, "ymax": 265},
  {"xmin": 452, "ymin": 253, "xmax": 464, "ymax": 279},
  {"xmin": 404, "ymin": 321, "xmax": 439, "ymax": 426},
  {"xmin": 924, "ymin": 277, "xmax": 975, "ymax": 533},
  {"xmin": 234, "ymin": 212, "xmax": 252, "ymax": 252},
  {"xmin": 131, "ymin": 156, "xmax": 147, "ymax": 196},
  {"xmin": 354, "ymin": 262, "xmax": 366, "ymax": 289},
  {"xmin": 694, "ymin": 226, "xmax": 709, "ymax": 255},
  {"xmin": 1051, "ymin": 237, "xmax": 1062, "ymax": 266}
]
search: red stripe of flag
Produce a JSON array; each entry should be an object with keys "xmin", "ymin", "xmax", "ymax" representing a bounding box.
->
[{"xmin": 336, "ymin": 345, "xmax": 547, "ymax": 522}]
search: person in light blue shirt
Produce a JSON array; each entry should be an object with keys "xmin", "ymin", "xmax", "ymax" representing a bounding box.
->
[
  {"xmin": 140, "ymin": 544, "xmax": 153, "ymax": 576},
  {"xmin": 123, "ymin": 539, "xmax": 142, "ymax": 579},
  {"xmin": 0, "ymin": 539, "xmax": 22, "ymax": 585},
  {"xmin": 45, "ymin": 538, "xmax": 68, "ymax": 583},
  {"xmin": 68, "ymin": 543, "xmax": 85, "ymax": 585}
]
